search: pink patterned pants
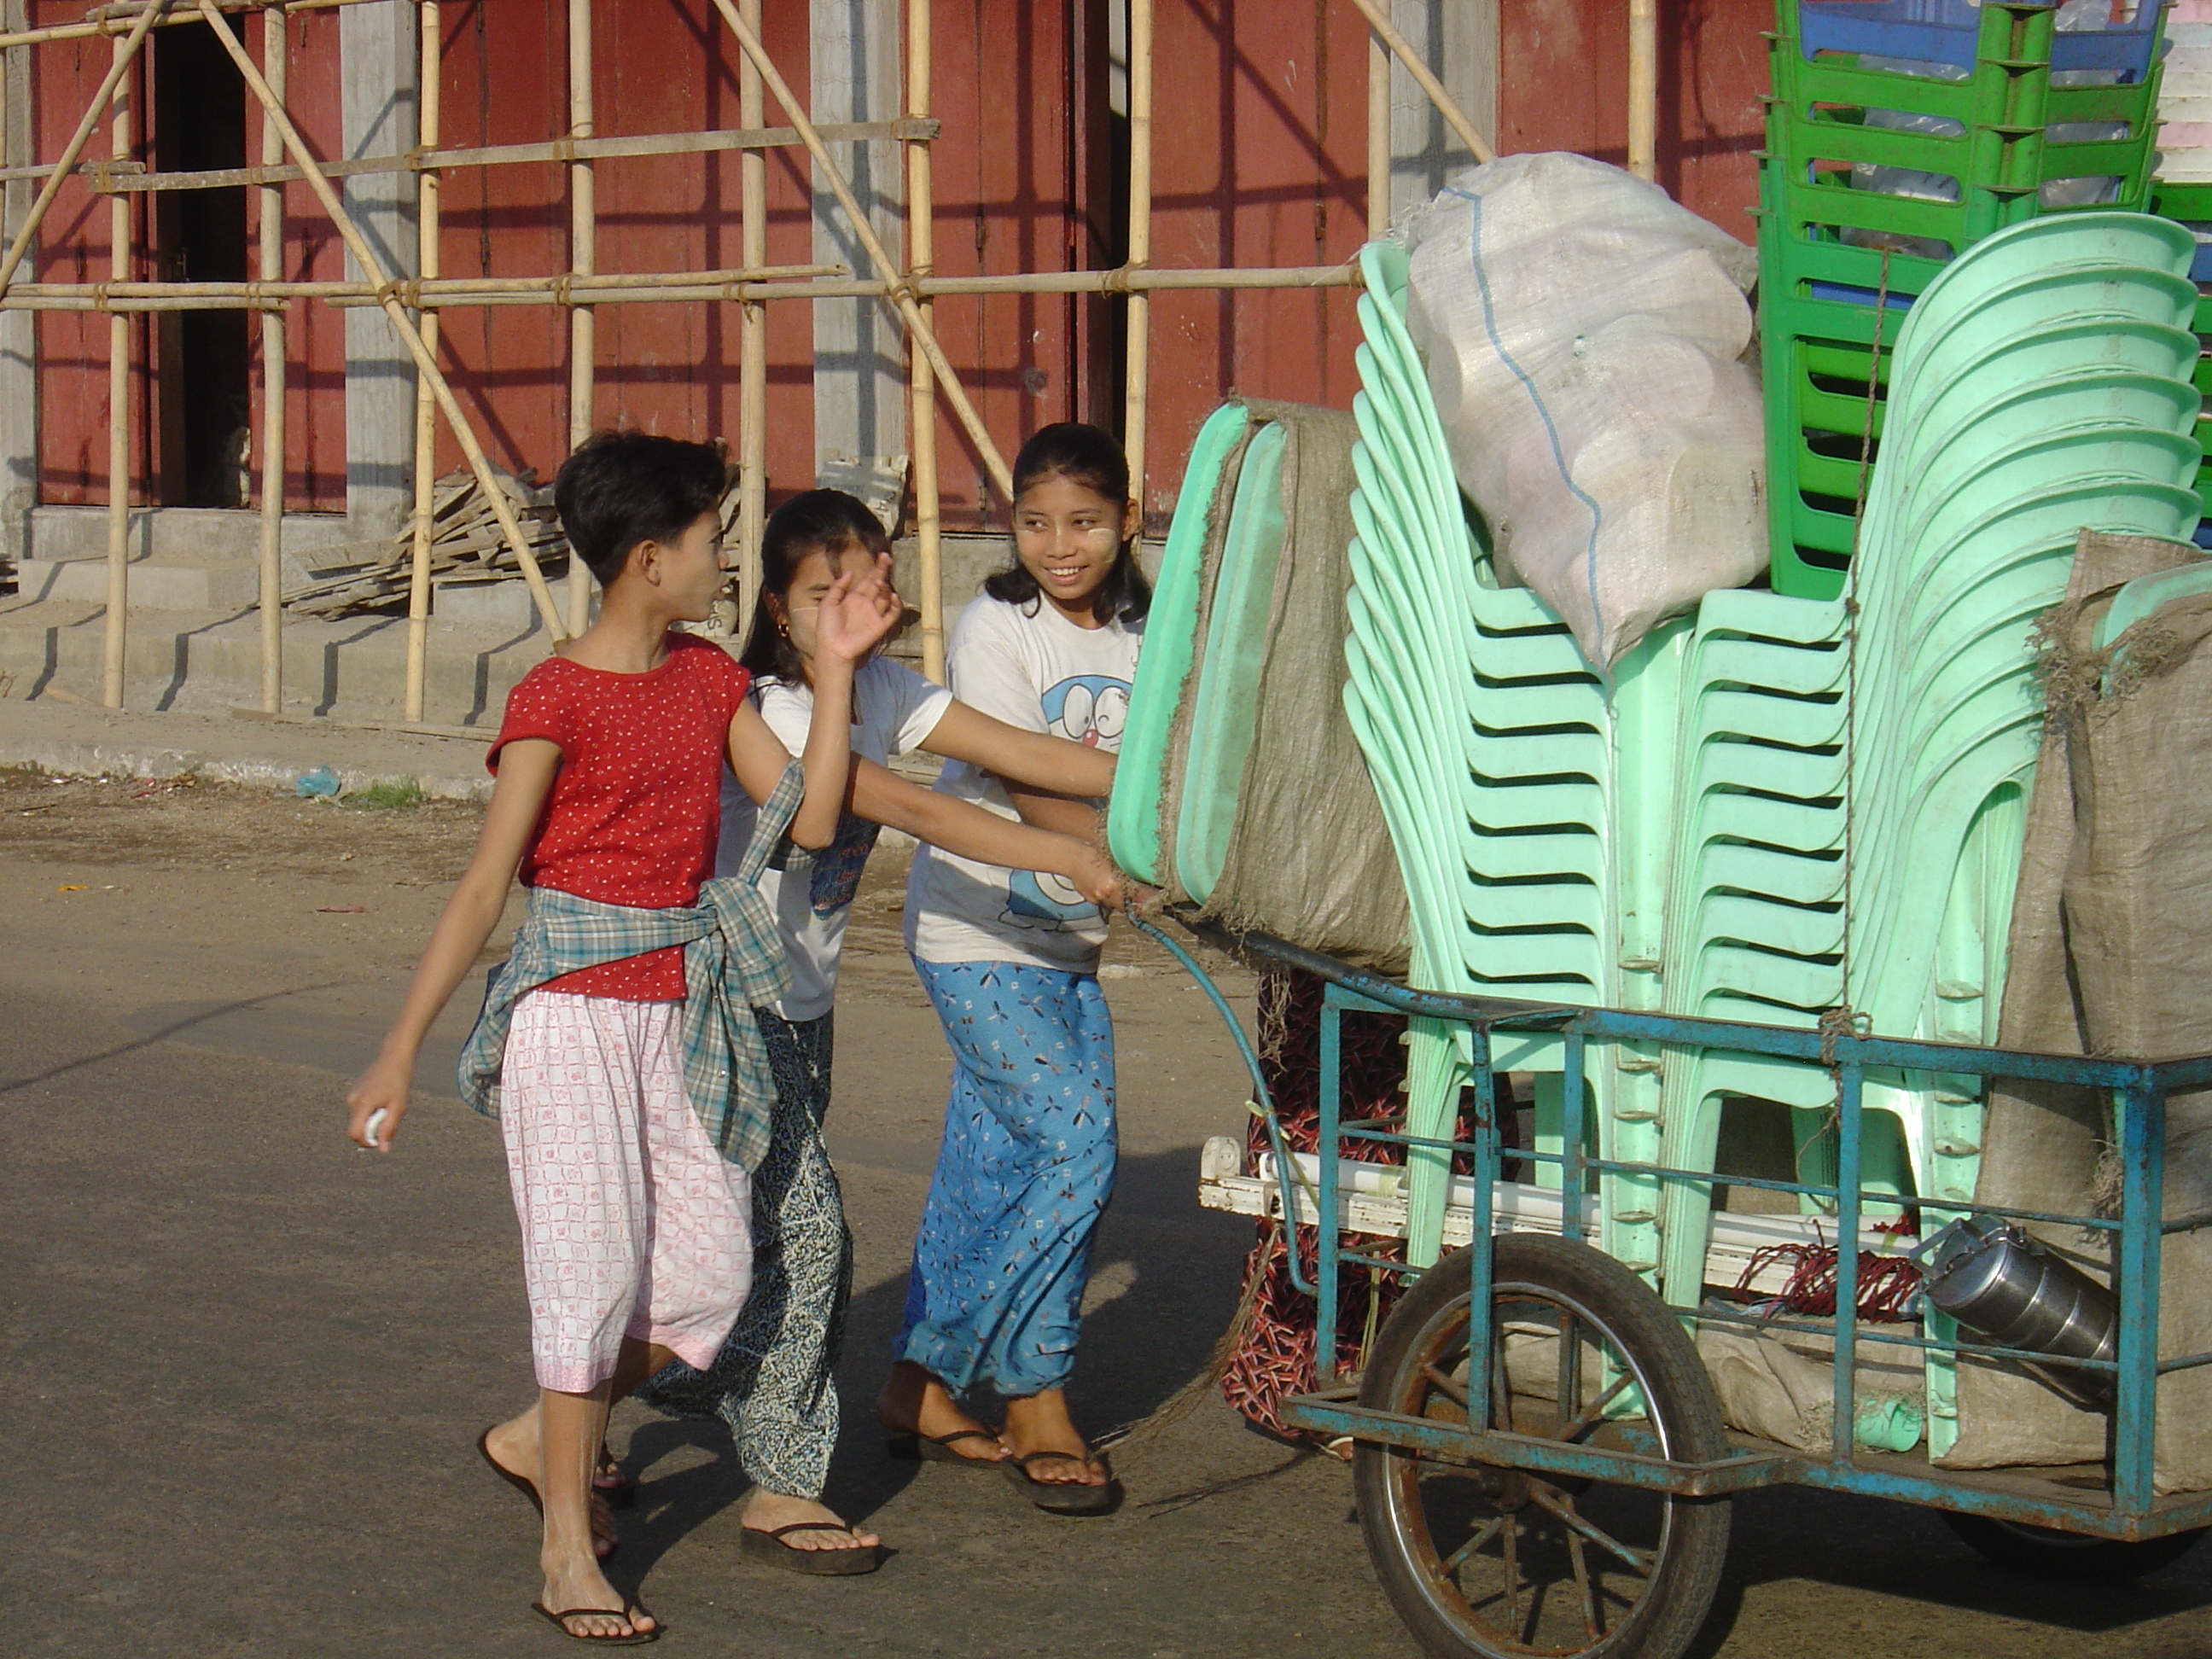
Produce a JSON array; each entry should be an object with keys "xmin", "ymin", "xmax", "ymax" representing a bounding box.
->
[{"xmin": 500, "ymin": 990, "xmax": 754, "ymax": 1393}]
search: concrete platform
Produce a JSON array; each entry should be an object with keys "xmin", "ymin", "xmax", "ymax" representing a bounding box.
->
[
  {"xmin": 0, "ymin": 594, "xmax": 547, "ymax": 728},
  {"xmin": 0, "ymin": 690, "xmax": 496, "ymax": 797}
]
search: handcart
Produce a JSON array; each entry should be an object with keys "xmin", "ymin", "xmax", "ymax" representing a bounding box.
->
[{"xmin": 1147, "ymin": 915, "xmax": 2212, "ymax": 1659}]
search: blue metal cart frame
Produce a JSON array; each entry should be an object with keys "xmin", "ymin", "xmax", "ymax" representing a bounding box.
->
[{"xmin": 1172, "ymin": 921, "xmax": 2212, "ymax": 1544}]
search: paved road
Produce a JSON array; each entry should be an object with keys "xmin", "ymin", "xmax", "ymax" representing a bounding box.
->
[{"xmin": 6, "ymin": 772, "xmax": 2212, "ymax": 1656}]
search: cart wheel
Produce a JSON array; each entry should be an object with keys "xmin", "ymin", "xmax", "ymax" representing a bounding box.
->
[
  {"xmin": 1942, "ymin": 1512, "xmax": 2206, "ymax": 1581},
  {"xmin": 1352, "ymin": 1234, "xmax": 1732, "ymax": 1659}
]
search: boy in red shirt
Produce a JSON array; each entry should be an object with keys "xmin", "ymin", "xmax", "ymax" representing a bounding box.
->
[{"xmin": 346, "ymin": 431, "xmax": 898, "ymax": 1644}]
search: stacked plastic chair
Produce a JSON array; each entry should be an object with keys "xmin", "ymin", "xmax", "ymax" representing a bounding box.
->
[
  {"xmin": 1318, "ymin": 216, "xmax": 2200, "ymax": 1442},
  {"xmin": 1762, "ymin": 0, "xmax": 2168, "ymax": 598},
  {"xmin": 2151, "ymin": 179, "xmax": 2212, "ymax": 536}
]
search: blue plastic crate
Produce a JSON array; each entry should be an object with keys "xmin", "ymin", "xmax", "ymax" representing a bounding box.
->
[{"xmin": 1797, "ymin": 0, "xmax": 2163, "ymax": 82}]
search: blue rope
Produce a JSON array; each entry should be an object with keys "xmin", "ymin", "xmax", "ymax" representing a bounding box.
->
[
  {"xmin": 1122, "ymin": 905, "xmax": 1318, "ymax": 1295},
  {"xmin": 1452, "ymin": 184, "xmax": 1609, "ymax": 664}
]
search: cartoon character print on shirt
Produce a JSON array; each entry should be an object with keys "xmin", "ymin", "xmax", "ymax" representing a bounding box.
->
[{"xmin": 1001, "ymin": 672, "xmax": 1131, "ymax": 931}]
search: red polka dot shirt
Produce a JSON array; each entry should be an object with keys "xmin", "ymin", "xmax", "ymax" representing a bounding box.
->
[{"xmin": 488, "ymin": 633, "xmax": 751, "ymax": 1000}]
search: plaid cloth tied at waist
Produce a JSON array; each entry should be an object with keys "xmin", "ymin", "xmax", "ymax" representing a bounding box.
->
[{"xmin": 457, "ymin": 760, "xmax": 804, "ymax": 1172}]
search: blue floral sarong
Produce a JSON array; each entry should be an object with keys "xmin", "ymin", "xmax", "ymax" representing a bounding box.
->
[{"xmin": 896, "ymin": 958, "xmax": 1117, "ymax": 1396}]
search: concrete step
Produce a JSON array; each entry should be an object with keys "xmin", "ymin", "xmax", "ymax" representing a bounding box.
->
[
  {"xmin": 0, "ymin": 596, "xmax": 551, "ymax": 727},
  {"xmin": 15, "ymin": 554, "xmax": 266, "ymax": 611}
]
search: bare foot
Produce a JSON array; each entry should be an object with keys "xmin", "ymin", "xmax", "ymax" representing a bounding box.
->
[
  {"xmin": 482, "ymin": 1412, "xmax": 622, "ymax": 1556},
  {"xmin": 876, "ymin": 1361, "xmax": 1006, "ymax": 1464},
  {"xmin": 1000, "ymin": 1388, "xmax": 1109, "ymax": 1487},
  {"xmin": 538, "ymin": 1548, "xmax": 654, "ymax": 1641},
  {"xmin": 742, "ymin": 1488, "xmax": 882, "ymax": 1552}
]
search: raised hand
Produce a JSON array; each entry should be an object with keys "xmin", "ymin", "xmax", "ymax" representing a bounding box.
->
[{"xmin": 815, "ymin": 550, "xmax": 903, "ymax": 666}]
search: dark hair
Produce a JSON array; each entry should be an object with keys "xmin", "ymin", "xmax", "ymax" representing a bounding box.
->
[
  {"xmin": 737, "ymin": 488, "xmax": 894, "ymax": 685},
  {"xmin": 983, "ymin": 422, "xmax": 1150, "ymax": 626},
  {"xmin": 553, "ymin": 430, "xmax": 730, "ymax": 585}
]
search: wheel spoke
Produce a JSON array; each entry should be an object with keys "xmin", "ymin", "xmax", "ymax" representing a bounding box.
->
[
  {"xmin": 1530, "ymin": 1484, "xmax": 1657, "ymax": 1575},
  {"xmin": 1558, "ymin": 1310, "xmax": 1583, "ymax": 1427},
  {"xmin": 1553, "ymin": 1370, "xmax": 1637, "ymax": 1446},
  {"xmin": 1438, "ymin": 1512, "xmax": 1505, "ymax": 1576},
  {"xmin": 1499, "ymin": 1511, "xmax": 1523, "ymax": 1637},
  {"xmin": 1421, "ymin": 1363, "xmax": 1469, "ymax": 1411},
  {"xmin": 1565, "ymin": 1526, "xmax": 1604, "ymax": 1643}
]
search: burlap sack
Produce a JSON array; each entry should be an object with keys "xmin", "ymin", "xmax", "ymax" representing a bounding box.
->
[
  {"xmin": 1159, "ymin": 399, "xmax": 1410, "ymax": 972},
  {"xmin": 1946, "ymin": 529, "xmax": 2212, "ymax": 1492}
]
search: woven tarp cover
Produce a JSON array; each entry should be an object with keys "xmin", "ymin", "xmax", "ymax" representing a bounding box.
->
[
  {"xmin": 1160, "ymin": 399, "xmax": 1410, "ymax": 972},
  {"xmin": 1948, "ymin": 529, "xmax": 2212, "ymax": 1490}
]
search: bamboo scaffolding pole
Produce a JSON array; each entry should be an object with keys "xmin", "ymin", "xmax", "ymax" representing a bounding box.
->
[
  {"xmin": 905, "ymin": 0, "xmax": 940, "ymax": 680},
  {"xmin": 102, "ymin": 22, "xmax": 133, "ymax": 707},
  {"xmin": 0, "ymin": 262, "xmax": 837, "ymax": 303},
  {"xmin": 404, "ymin": 0, "xmax": 439, "ymax": 722},
  {"xmin": 0, "ymin": 0, "xmax": 366, "ymax": 53},
  {"xmin": 0, "ymin": 260, "xmax": 1359, "ymax": 311},
  {"xmin": 735, "ymin": 0, "xmax": 765, "ymax": 624},
  {"xmin": 255, "ymin": 4, "xmax": 285, "ymax": 713},
  {"xmin": 0, "ymin": 0, "xmax": 163, "ymax": 300},
  {"xmin": 1367, "ymin": 26, "xmax": 1389, "ymax": 238},
  {"xmin": 564, "ymin": 0, "xmax": 593, "ymax": 636},
  {"xmin": 706, "ymin": 0, "xmax": 1012, "ymax": 504},
  {"xmin": 1123, "ymin": 0, "xmax": 1152, "ymax": 527},
  {"xmin": 192, "ymin": 0, "xmax": 566, "ymax": 642},
  {"xmin": 1340, "ymin": 0, "xmax": 1496, "ymax": 166},
  {"xmin": 0, "ymin": 116, "xmax": 937, "ymax": 191},
  {"xmin": 1628, "ymin": 0, "xmax": 1658, "ymax": 182}
]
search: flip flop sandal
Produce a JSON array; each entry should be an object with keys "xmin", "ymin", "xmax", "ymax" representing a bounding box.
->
[
  {"xmin": 1000, "ymin": 1449, "xmax": 1120, "ymax": 1516},
  {"xmin": 593, "ymin": 1446, "xmax": 637, "ymax": 1511},
  {"xmin": 530, "ymin": 1603, "xmax": 661, "ymax": 1644},
  {"xmin": 885, "ymin": 1427, "xmax": 1006, "ymax": 1470},
  {"xmin": 477, "ymin": 1429, "xmax": 620, "ymax": 1558},
  {"xmin": 740, "ymin": 1521, "xmax": 886, "ymax": 1576}
]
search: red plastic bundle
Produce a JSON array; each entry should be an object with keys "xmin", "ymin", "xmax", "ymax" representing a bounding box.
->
[
  {"xmin": 1218, "ymin": 969, "xmax": 1416, "ymax": 1440},
  {"xmin": 1732, "ymin": 1238, "xmax": 1923, "ymax": 1323}
]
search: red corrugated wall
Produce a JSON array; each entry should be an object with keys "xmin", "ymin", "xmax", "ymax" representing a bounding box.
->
[{"xmin": 28, "ymin": 1, "xmax": 1768, "ymax": 523}]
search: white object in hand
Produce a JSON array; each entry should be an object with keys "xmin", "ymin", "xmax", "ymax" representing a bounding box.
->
[{"xmin": 363, "ymin": 1107, "xmax": 389, "ymax": 1150}]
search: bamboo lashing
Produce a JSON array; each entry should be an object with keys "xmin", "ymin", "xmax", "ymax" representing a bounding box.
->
[
  {"xmin": 706, "ymin": 0, "xmax": 1013, "ymax": 505},
  {"xmin": 905, "ymin": 0, "xmax": 941, "ymax": 681},
  {"xmin": 1124, "ymin": 0, "xmax": 1153, "ymax": 528},
  {"xmin": 404, "ymin": 0, "xmax": 439, "ymax": 722},
  {"xmin": 255, "ymin": 3, "xmax": 285, "ymax": 713},
  {"xmin": 735, "ymin": 0, "xmax": 765, "ymax": 627},
  {"xmin": 1340, "ymin": 0, "xmax": 1496, "ymax": 166},
  {"xmin": 102, "ymin": 19, "xmax": 137, "ymax": 708},
  {"xmin": 565, "ymin": 0, "xmax": 594, "ymax": 637},
  {"xmin": 192, "ymin": 0, "xmax": 566, "ymax": 643}
]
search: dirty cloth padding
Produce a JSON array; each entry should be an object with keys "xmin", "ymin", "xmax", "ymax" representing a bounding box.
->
[
  {"xmin": 1947, "ymin": 528, "xmax": 2212, "ymax": 1491},
  {"xmin": 1699, "ymin": 1323, "xmax": 1926, "ymax": 1457},
  {"xmin": 1156, "ymin": 399, "xmax": 1409, "ymax": 972}
]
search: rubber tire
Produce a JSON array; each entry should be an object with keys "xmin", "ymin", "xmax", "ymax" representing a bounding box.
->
[
  {"xmin": 1353, "ymin": 1234, "xmax": 1733, "ymax": 1659},
  {"xmin": 1942, "ymin": 1511, "xmax": 2206, "ymax": 1581}
]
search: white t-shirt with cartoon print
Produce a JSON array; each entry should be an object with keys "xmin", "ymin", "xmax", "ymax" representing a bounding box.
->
[
  {"xmin": 718, "ymin": 655, "xmax": 953, "ymax": 1022},
  {"xmin": 904, "ymin": 591, "xmax": 1143, "ymax": 972}
]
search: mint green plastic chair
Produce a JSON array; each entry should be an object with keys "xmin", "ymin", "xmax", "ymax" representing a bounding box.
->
[
  {"xmin": 1173, "ymin": 421, "xmax": 1288, "ymax": 904},
  {"xmin": 1106, "ymin": 401, "xmax": 1251, "ymax": 887}
]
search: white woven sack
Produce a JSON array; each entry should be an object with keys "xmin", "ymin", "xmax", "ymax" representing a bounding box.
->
[{"xmin": 1403, "ymin": 153, "xmax": 1768, "ymax": 667}]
